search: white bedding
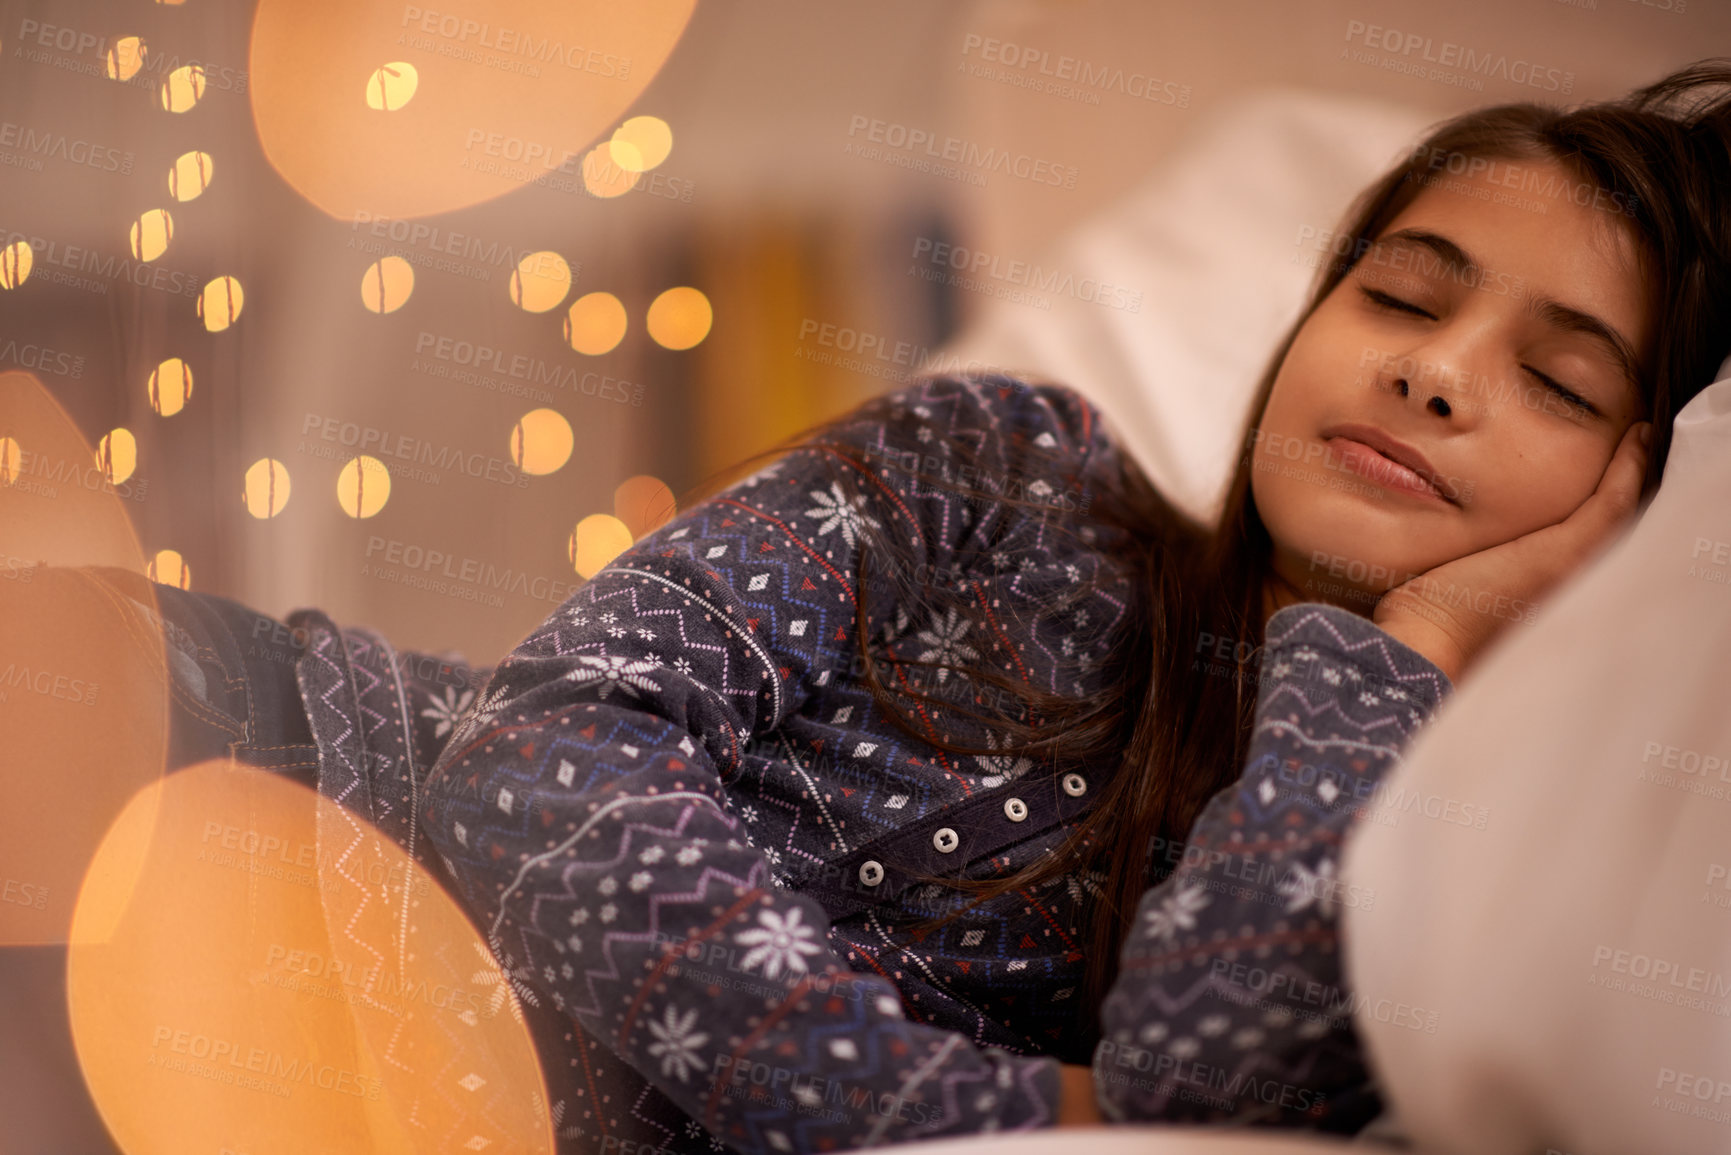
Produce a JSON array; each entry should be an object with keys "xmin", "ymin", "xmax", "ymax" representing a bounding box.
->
[{"xmin": 1343, "ymin": 359, "xmax": 1731, "ymax": 1155}]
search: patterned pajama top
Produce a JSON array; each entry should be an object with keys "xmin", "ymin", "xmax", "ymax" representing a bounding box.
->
[{"xmin": 275, "ymin": 373, "xmax": 1452, "ymax": 1153}]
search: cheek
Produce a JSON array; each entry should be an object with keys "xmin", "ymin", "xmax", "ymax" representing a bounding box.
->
[
  {"xmin": 1472, "ymin": 425, "xmax": 1608, "ymax": 537},
  {"xmin": 1250, "ymin": 437, "xmax": 1325, "ymax": 556},
  {"xmin": 1250, "ymin": 364, "xmax": 1341, "ymax": 552},
  {"xmin": 1256, "ymin": 358, "xmax": 1321, "ymax": 454}
]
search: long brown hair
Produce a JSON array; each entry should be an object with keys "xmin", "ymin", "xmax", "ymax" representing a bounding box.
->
[{"xmin": 677, "ymin": 60, "xmax": 1731, "ymax": 1031}]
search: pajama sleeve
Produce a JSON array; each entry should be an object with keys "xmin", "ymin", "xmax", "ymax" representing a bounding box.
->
[
  {"xmin": 1093, "ymin": 602, "xmax": 1455, "ymax": 1131},
  {"xmin": 422, "ymin": 377, "xmax": 1090, "ymax": 1154}
]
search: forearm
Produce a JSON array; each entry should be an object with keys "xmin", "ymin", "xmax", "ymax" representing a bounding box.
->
[
  {"xmin": 426, "ymin": 678, "xmax": 1061, "ymax": 1150},
  {"xmin": 1093, "ymin": 603, "xmax": 1452, "ymax": 1129},
  {"xmin": 1371, "ymin": 606, "xmax": 1464, "ymax": 684},
  {"xmin": 418, "ymin": 460, "xmax": 1066, "ymax": 1150}
]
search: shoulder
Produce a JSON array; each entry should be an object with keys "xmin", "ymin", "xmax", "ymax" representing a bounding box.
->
[
  {"xmin": 839, "ymin": 370, "xmax": 1105, "ymax": 447},
  {"xmin": 817, "ymin": 372, "xmax": 1116, "ymax": 492}
]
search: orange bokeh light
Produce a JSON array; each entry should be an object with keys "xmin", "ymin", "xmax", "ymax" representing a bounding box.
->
[
  {"xmin": 248, "ymin": 0, "xmax": 697, "ymax": 219},
  {"xmin": 0, "ymin": 370, "xmax": 165, "ymax": 947},
  {"xmin": 67, "ymin": 761, "xmax": 555, "ymax": 1154}
]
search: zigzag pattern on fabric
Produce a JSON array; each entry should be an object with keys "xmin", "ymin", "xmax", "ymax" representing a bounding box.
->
[
  {"xmin": 408, "ymin": 375, "xmax": 1121, "ymax": 1152},
  {"xmin": 1097, "ymin": 601, "xmax": 1451, "ymax": 1133}
]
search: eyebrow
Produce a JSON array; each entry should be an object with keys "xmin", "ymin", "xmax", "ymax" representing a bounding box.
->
[{"xmin": 1373, "ymin": 228, "xmax": 1642, "ymax": 386}]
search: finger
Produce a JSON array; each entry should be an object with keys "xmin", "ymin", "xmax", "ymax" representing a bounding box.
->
[
  {"xmin": 1597, "ymin": 420, "xmax": 1652, "ymax": 511},
  {"xmin": 1551, "ymin": 421, "xmax": 1650, "ymax": 549}
]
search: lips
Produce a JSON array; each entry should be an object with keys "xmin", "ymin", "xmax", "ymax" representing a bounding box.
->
[{"xmin": 1319, "ymin": 423, "xmax": 1455, "ymax": 505}]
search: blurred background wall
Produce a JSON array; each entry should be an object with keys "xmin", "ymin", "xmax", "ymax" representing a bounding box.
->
[{"xmin": 0, "ymin": 0, "xmax": 1719, "ymax": 670}]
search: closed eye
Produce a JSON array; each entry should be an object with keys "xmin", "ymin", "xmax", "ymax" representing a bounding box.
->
[
  {"xmin": 1355, "ymin": 283, "xmax": 1602, "ymax": 419},
  {"xmin": 1522, "ymin": 364, "xmax": 1600, "ymax": 418},
  {"xmin": 1358, "ymin": 284, "xmax": 1434, "ymax": 319}
]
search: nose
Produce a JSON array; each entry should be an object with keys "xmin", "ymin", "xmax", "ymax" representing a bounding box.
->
[
  {"xmin": 1393, "ymin": 377, "xmax": 1453, "ymax": 418},
  {"xmin": 1368, "ymin": 309, "xmax": 1501, "ymax": 425}
]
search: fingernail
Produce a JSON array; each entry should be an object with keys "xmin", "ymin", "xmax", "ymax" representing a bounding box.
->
[{"xmin": 1638, "ymin": 423, "xmax": 1653, "ymax": 448}]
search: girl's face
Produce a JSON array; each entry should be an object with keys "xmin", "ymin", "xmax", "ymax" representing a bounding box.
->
[{"xmin": 1253, "ymin": 158, "xmax": 1649, "ymax": 612}]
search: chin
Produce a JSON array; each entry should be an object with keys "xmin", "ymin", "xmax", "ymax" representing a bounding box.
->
[
  {"xmin": 1263, "ymin": 477, "xmax": 1456, "ymax": 586},
  {"xmin": 1267, "ymin": 515, "xmax": 1436, "ymax": 613}
]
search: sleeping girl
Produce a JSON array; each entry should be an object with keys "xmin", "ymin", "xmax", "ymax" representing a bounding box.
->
[{"xmin": 29, "ymin": 58, "xmax": 1731, "ymax": 1153}]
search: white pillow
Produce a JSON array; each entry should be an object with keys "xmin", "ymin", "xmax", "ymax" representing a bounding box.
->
[
  {"xmin": 940, "ymin": 87, "xmax": 1435, "ymax": 524},
  {"xmin": 1342, "ymin": 353, "xmax": 1731, "ymax": 1155}
]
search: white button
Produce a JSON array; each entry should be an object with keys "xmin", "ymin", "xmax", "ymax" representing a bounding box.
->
[
  {"xmin": 932, "ymin": 827, "xmax": 960, "ymax": 853},
  {"xmin": 1003, "ymin": 798, "xmax": 1028, "ymax": 822},
  {"xmin": 859, "ymin": 860, "xmax": 885, "ymax": 886},
  {"xmin": 1061, "ymin": 773, "xmax": 1087, "ymax": 797}
]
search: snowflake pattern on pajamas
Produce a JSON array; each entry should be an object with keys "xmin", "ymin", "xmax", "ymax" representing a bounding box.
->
[
  {"xmin": 413, "ymin": 374, "xmax": 1131, "ymax": 1154},
  {"xmin": 275, "ymin": 374, "xmax": 1452, "ymax": 1153},
  {"xmin": 1095, "ymin": 604, "xmax": 1451, "ymax": 1131}
]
